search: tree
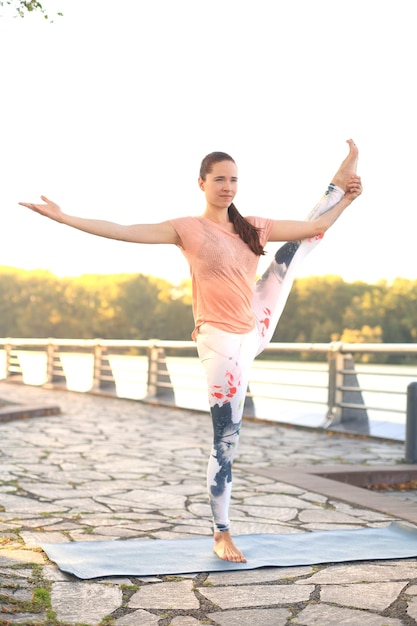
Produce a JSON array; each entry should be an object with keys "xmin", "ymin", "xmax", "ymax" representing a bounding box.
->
[
  {"xmin": 342, "ymin": 284, "xmax": 386, "ymax": 336},
  {"xmin": 274, "ymin": 275, "xmax": 367, "ymax": 343},
  {"xmin": 0, "ymin": 0, "xmax": 62, "ymax": 20},
  {"xmin": 381, "ymin": 278, "xmax": 417, "ymax": 343},
  {"xmin": 1, "ymin": 267, "xmax": 416, "ymax": 347}
]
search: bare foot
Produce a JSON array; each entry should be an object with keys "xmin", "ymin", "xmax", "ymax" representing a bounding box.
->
[
  {"xmin": 213, "ymin": 531, "xmax": 247, "ymax": 563},
  {"xmin": 331, "ymin": 139, "xmax": 359, "ymax": 191}
]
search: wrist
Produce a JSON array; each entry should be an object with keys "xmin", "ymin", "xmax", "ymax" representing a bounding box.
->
[{"xmin": 339, "ymin": 195, "xmax": 352, "ymax": 208}]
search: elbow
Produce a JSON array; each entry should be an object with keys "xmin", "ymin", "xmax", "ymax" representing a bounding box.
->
[{"xmin": 310, "ymin": 220, "xmax": 327, "ymax": 238}]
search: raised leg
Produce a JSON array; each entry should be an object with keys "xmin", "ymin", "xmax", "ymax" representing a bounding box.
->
[{"xmin": 253, "ymin": 140, "xmax": 358, "ymax": 353}]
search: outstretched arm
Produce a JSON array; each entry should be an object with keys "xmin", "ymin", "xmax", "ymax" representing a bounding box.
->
[
  {"xmin": 18, "ymin": 196, "xmax": 180, "ymax": 245},
  {"xmin": 268, "ymin": 174, "xmax": 362, "ymax": 242}
]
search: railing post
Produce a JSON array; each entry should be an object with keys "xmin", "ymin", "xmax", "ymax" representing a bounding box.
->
[
  {"xmin": 92, "ymin": 343, "xmax": 102, "ymax": 391},
  {"xmin": 243, "ymin": 384, "xmax": 256, "ymax": 417},
  {"xmin": 53, "ymin": 347, "xmax": 66, "ymax": 387},
  {"xmin": 326, "ymin": 343, "xmax": 344, "ymax": 424},
  {"xmin": 92, "ymin": 343, "xmax": 116, "ymax": 394},
  {"xmin": 146, "ymin": 340, "xmax": 175, "ymax": 403},
  {"xmin": 405, "ymin": 382, "xmax": 417, "ymax": 463},
  {"xmin": 325, "ymin": 343, "xmax": 369, "ymax": 434},
  {"xmin": 146, "ymin": 342, "xmax": 159, "ymax": 398},
  {"xmin": 4, "ymin": 343, "xmax": 12, "ymax": 381},
  {"xmin": 45, "ymin": 341, "xmax": 66, "ymax": 388},
  {"xmin": 5, "ymin": 342, "xmax": 23, "ymax": 382},
  {"xmin": 46, "ymin": 341, "xmax": 55, "ymax": 385}
]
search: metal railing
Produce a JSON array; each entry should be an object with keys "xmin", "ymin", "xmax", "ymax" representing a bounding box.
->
[{"xmin": 1, "ymin": 338, "xmax": 416, "ymax": 438}]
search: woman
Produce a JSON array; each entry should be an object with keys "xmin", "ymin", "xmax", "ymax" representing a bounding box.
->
[{"xmin": 20, "ymin": 139, "xmax": 362, "ymax": 562}]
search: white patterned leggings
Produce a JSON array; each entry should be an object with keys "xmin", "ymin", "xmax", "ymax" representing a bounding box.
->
[{"xmin": 196, "ymin": 183, "xmax": 344, "ymax": 533}]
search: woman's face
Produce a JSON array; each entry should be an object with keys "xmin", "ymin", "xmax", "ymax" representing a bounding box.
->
[{"xmin": 199, "ymin": 160, "xmax": 238, "ymax": 210}]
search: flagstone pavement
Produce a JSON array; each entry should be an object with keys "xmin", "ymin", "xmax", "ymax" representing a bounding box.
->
[{"xmin": 1, "ymin": 381, "xmax": 417, "ymax": 626}]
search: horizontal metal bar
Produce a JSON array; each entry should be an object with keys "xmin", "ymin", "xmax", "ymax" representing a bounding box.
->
[
  {"xmin": 339, "ymin": 402, "xmax": 404, "ymax": 414},
  {"xmin": 349, "ymin": 370, "xmax": 417, "ymax": 379},
  {"xmin": 2, "ymin": 338, "xmax": 417, "ymax": 354},
  {"xmin": 339, "ymin": 386, "xmax": 406, "ymax": 396}
]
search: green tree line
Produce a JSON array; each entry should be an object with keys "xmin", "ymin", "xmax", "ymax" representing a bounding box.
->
[{"xmin": 1, "ymin": 267, "xmax": 416, "ymax": 345}]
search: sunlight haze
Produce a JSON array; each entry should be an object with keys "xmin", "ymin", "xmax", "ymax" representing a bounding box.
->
[{"xmin": 1, "ymin": 0, "xmax": 415, "ymax": 285}]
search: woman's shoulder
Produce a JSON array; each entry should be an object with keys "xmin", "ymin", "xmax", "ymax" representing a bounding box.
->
[
  {"xmin": 169, "ymin": 216, "xmax": 203, "ymax": 227},
  {"xmin": 245, "ymin": 216, "xmax": 274, "ymax": 228},
  {"xmin": 245, "ymin": 216, "xmax": 274, "ymax": 245},
  {"xmin": 168, "ymin": 216, "xmax": 205, "ymax": 248}
]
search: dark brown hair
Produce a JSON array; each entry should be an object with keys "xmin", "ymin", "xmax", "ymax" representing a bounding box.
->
[{"xmin": 199, "ymin": 152, "xmax": 266, "ymax": 256}]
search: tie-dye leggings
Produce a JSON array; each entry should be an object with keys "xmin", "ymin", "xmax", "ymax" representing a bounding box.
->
[{"xmin": 196, "ymin": 183, "xmax": 344, "ymax": 533}]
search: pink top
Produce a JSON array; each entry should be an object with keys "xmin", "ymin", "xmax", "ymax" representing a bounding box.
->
[{"xmin": 169, "ymin": 216, "xmax": 274, "ymax": 340}]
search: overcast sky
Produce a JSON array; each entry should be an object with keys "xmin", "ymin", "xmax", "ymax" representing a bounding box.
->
[{"xmin": 1, "ymin": 0, "xmax": 415, "ymax": 284}]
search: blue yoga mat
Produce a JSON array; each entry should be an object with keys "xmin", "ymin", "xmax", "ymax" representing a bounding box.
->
[{"xmin": 40, "ymin": 522, "xmax": 417, "ymax": 579}]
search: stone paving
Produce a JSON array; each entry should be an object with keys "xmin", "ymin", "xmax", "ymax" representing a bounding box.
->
[{"xmin": 1, "ymin": 381, "xmax": 417, "ymax": 625}]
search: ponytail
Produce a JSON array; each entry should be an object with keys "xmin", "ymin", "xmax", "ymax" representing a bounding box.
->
[{"xmin": 228, "ymin": 203, "xmax": 266, "ymax": 256}]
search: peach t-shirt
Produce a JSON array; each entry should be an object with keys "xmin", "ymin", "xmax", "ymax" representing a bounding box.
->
[{"xmin": 169, "ymin": 216, "xmax": 274, "ymax": 340}]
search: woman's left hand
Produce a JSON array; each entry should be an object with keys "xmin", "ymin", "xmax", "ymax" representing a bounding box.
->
[{"xmin": 345, "ymin": 175, "xmax": 362, "ymax": 201}]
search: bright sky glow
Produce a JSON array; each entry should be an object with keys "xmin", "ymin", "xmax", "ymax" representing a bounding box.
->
[{"xmin": 1, "ymin": 0, "xmax": 415, "ymax": 285}]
